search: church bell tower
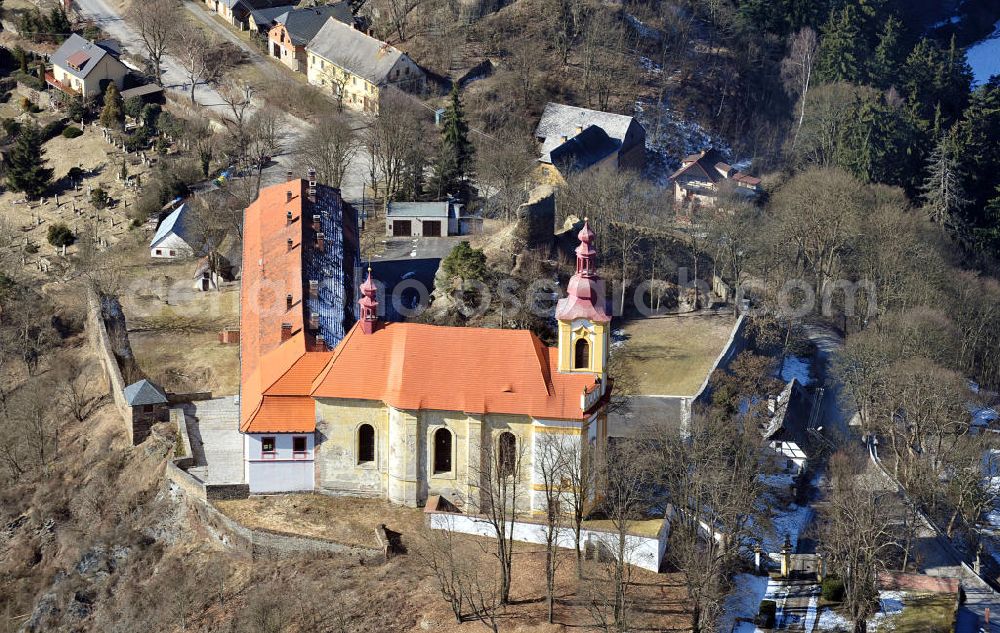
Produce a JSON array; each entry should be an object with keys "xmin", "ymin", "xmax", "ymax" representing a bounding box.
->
[{"xmin": 555, "ymin": 219, "xmax": 610, "ymax": 377}]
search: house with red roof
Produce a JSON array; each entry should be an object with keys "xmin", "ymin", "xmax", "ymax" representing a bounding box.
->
[
  {"xmin": 240, "ymin": 180, "xmax": 611, "ymax": 509},
  {"xmin": 669, "ymin": 148, "xmax": 761, "ymax": 208}
]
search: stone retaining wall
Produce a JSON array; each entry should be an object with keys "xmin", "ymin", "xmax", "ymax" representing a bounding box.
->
[{"xmin": 85, "ymin": 284, "xmax": 133, "ymax": 441}]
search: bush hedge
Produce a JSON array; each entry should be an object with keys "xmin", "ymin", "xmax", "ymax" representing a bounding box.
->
[
  {"xmin": 821, "ymin": 576, "xmax": 845, "ymax": 602},
  {"xmin": 62, "ymin": 126, "xmax": 83, "ymax": 139}
]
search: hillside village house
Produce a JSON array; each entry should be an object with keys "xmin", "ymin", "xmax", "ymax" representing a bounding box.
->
[
  {"xmin": 240, "ymin": 180, "xmax": 611, "ymax": 509},
  {"xmin": 46, "ymin": 34, "xmax": 128, "ymax": 99},
  {"xmin": 669, "ymin": 148, "xmax": 761, "ymax": 207},
  {"xmin": 267, "ymin": 3, "xmax": 353, "ymax": 72},
  {"xmin": 207, "ymin": 0, "xmax": 294, "ymax": 30},
  {"xmin": 534, "ymin": 102, "xmax": 646, "ymax": 184},
  {"xmin": 305, "ymin": 18, "xmax": 424, "ymax": 112},
  {"xmin": 248, "ymin": 3, "xmax": 296, "ymax": 33}
]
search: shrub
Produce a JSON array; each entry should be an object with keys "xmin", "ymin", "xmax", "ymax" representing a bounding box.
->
[
  {"xmin": 123, "ymin": 95, "xmax": 144, "ymax": 120},
  {"xmin": 13, "ymin": 71, "xmax": 46, "ymax": 91},
  {"xmin": 90, "ymin": 187, "xmax": 109, "ymax": 210},
  {"xmin": 24, "ymin": 242, "xmax": 39, "ymax": 254},
  {"xmin": 755, "ymin": 600, "xmax": 777, "ymax": 628},
  {"xmin": 47, "ymin": 223, "xmax": 75, "ymax": 247},
  {"xmin": 2, "ymin": 118, "xmax": 20, "ymax": 138},
  {"xmin": 19, "ymin": 96, "xmax": 32, "ymax": 112},
  {"xmin": 62, "ymin": 126, "xmax": 83, "ymax": 139},
  {"xmin": 821, "ymin": 576, "xmax": 845, "ymax": 602},
  {"xmin": 67, "ymin": 166, "xmax": 84, "ymax": 181},
  {"xmin": 41, "ymin": 120, "xmax": 66, "ymax": 141}
]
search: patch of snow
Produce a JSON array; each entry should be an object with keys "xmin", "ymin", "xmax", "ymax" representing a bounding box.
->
[
  {"xmin": 610, "ymin": 328, "xmax": 628, "ymax": 349},
  {"xmin": 718, "ymin": 573, "xmax": 769, "ymax": 632},
  {"xmin": 817, "ymin": 606, "xmax": 851, "ymax": 631},
  {"xmin": 633, "ymin": 99, "xmax": 736, "ymax": 186},
  {"xmin": 625, "ymin": 13, "xmax": 660, "ymax": 41},
  {"xmin": 803, "ymin": 590, "xmax": 820, "ymax": 632},
  {"xmin": 639, "ymin": 56, "xmax": 663, "ymax": 73},
  {"xmin": 968, "ymin": 20, "xmax": 1000, "ymax": 85},
  {"xmin": 758, "ymin": 472, "xmax": 796, "ymax": 489},
  {"xmin": 781, "ymin": 356, "xmax": 812, "ymax": 385},
  {"xmin": 930, "ymin": 15, "xmax": 962, "ymax": 29},
  {"xmin": 762, "ymin": 503, "xmax": 814, "ymax": 553},
  {"xmin": 814, "ymin": 591, "xmax": 906, "ymax": 631}
]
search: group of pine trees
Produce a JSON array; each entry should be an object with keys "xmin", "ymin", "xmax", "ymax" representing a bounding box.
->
[{"xmin": 739, "ymin": 0, "xmax": 1000, "ymax": 259}]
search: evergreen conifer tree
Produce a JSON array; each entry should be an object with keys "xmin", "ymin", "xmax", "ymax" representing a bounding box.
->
[
  {"xmin": 921, "ymin": 132, "xmax": 968, "ymax": 228},
  {"xmin": 815, "ymin": 5, "xmax": 864, "ymax": 83},
  {"xmin": 432, "ymin": 84, "xmax": 475, "ymax": 200},
  {"xmin": 6, "ymin": 124, "xmax": 53, "ymax": 198},
  {"xmin": 871, "ymin": 14, "xmax": 904, "ymax": 88},
  {"xmin": 100, "ymin": 82, "xmax": 123, "ymax": 129}
]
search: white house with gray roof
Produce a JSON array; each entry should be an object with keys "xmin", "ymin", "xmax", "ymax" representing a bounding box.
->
[
  {"xmin": 305, "ymin": 18, "xmax": 424, "ymax": 112},
  {"xmin": 47, "ymin": 34, "xmax": 128, "ymax": 99},
  {"xmin": 150, "ymin": 203, "xmax": 196, "ymax": 259},
  {"xmin": 386, "ymin": 200, "xmax": 464, "ymax": 237}
]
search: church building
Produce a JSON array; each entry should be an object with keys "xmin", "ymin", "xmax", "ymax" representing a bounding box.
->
[{"xmin": 240, "ymin": 177, "xmax": 611, "ymax": 511}]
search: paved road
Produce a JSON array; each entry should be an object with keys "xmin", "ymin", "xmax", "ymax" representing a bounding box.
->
[{"xmin": 72, "ymin": 0, "xmax": 372, "ymax": 202}]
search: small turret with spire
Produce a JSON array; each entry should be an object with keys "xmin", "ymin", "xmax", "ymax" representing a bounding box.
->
[
  {"xmin": 359, "ymin": 268, "xmax": 379, "ymax": 335},
  {"xmin": 556, "ymin": 219, "xmax": 610, "ymax": 324},
  {"xmin": 555, "ymin": 219, "xmax": 611, "ymax": 376}
]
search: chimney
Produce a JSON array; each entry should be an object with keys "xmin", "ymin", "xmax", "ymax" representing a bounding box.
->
[
  {"xmin": 286, "ymin": 210, "xmax": 293, "ymax": 225},
  {"xmin": 575, "ymin": 125, "xmax": 583, "ymax": 135},
  {"xmin": 286, "ymin": 237, "xmax": 294, "ymax": 251},
  {"xmin": 280, "ymin": 322, "xmax": 292, "ymax": 341},
  {"xmin": 312, "ymin": 214, "xmax": 321, "ymax": 232},
  {"xmin": 307, "ymin": 168, "xmax": 317, "ymax": 201},
  {"xmin": 286, "ymin": 169, "xmax": 293, "ymax": 181},
  {"xmin": 286, "ymin": 190, "xmax": 293, "ymax": 203},
  {"xmin": 315, "ymin": 232, "xmax": 325, "ymax": 251},
  {"xmin": 308, "ymin": 279, "xmax": 319, "ymax": 298},
  {"xmin": 309, "ymin": 312, "xmax": 319, "ymax": 330},
  {"xmin": 767, "ymin": 397, "xmax": 777, "ymax": 415},
  {"xmin": 560, "ymin": 135, "xmax": 568, "ymax": 143},
  {"xmin": 315, "ymin": 334, "xmax": 327, "ymax": 352},
  {"xmin": 286, "ymin": 293, "xmax": 293, "ymax": 310}
]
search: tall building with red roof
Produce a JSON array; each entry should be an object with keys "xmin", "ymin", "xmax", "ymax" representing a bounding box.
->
[{"xmin": 240, "ymin": 182, "xmax": 610, "ymax": 509}]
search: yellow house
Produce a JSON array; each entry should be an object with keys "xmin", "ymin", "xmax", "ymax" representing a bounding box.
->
[
  {"xmin": 47, "ymin": 34, "xmax": 128, "ymax": 99},
  {"xmin": 304, "ymin": 18, "xmax": 424, "ymax": 112}
]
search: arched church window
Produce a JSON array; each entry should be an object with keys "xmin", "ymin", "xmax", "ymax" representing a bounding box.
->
[
  {"xmin": 498, "ymin": 432, "xmax": 517, "ymax": 478},
  {"xmin": 433, "ymin": 428, "xmax": 452, "ymax": 474},
  {"xmin": 574, "ymin": 337, "xmax": 590, "ymax": 369},
  {"xmin": 358, "ymin": 424, "xmax": 375, "ymax": 463}
]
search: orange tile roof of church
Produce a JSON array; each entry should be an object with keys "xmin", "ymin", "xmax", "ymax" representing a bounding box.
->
[{"xmin": 310, "ymin": 321, "xmax": 600, "ymax": 421}]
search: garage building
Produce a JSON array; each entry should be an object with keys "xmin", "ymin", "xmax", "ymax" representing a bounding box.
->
[{"xmin": 386, "ymin": 201, "xmax": 462, "ymax": 237}]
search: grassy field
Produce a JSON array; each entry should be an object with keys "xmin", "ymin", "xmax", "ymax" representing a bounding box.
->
[
  {"xmin": 616, "ymin": 311, "xmax": 737, "ymax": 396},
  {"xmin": 878, "ymin": 593, "xmax": 956, "ymax": 633}
]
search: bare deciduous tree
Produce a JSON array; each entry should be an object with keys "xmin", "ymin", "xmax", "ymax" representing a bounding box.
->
[
  {"xmin": 171, "ymin": 30, "xmax": 231, "ymax": 104},
  {"xmin": 298, "ymin": 113, "xmax": 360, "ymax": 189},
  {"xmin": 470, "ymin": 431, "xmax": 527, "ymax": 605},
  {"xmin": 821, "ymin": 452, "xmax": 901, "ymax": 633},
  {"xmin": 127, "ymin": 0, "xmax": 179, "ymax": 85},
  {"xmin": 780, "ymin": 27, "xmax": 818, "ymax": 151}
]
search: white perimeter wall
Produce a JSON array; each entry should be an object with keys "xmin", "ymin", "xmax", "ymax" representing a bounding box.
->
[{"xmin": 427, "ymin": 512, "xmax": 669, "ymax": 573}]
